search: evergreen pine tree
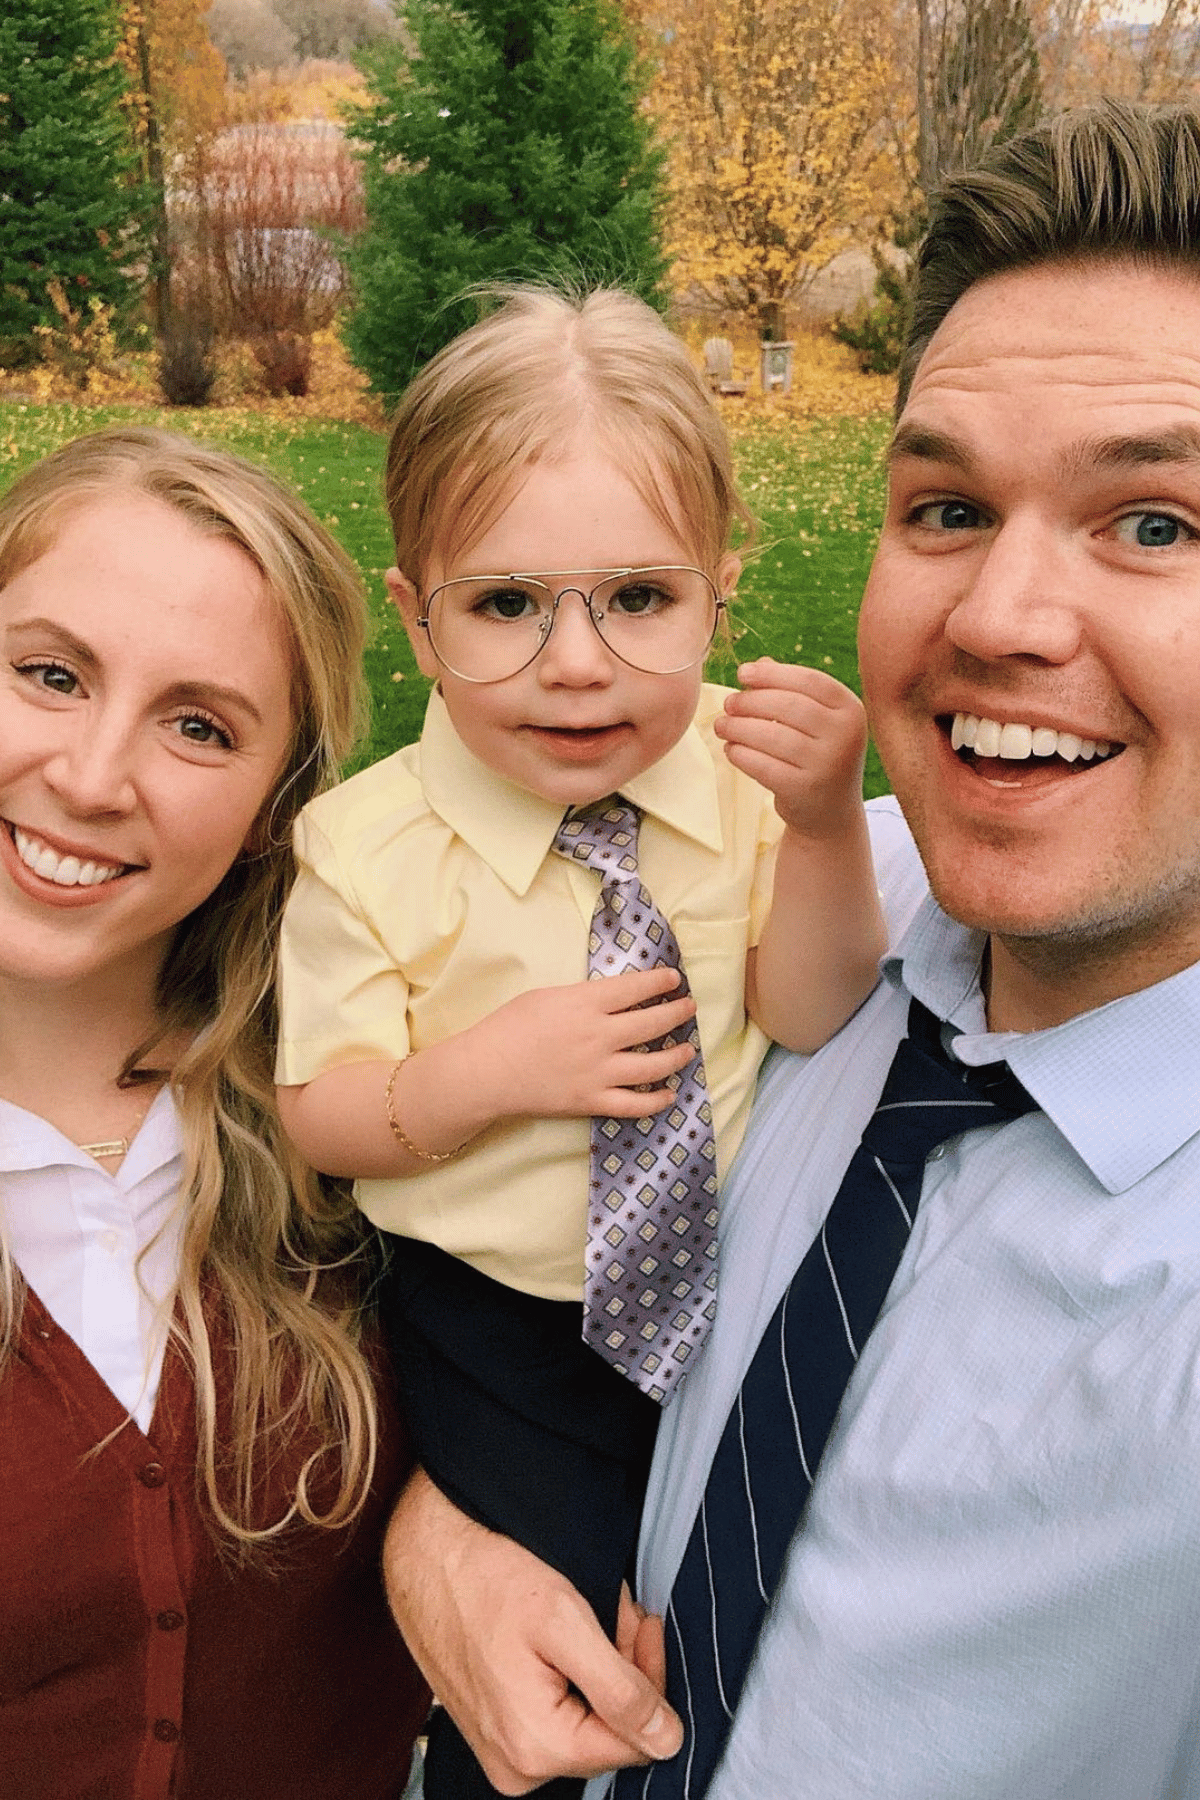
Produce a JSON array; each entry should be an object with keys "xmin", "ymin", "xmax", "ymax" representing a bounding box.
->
[
  {"xmin": 345, "ymin": 0, "xmax": 667, "ymax": 398},
  {"xmin": 0, "ymin": 0, "xmax": 146, "ymax": 362}
]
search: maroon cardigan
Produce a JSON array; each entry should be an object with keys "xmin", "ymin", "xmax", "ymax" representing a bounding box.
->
[{"xmin": 0, "ymin": 1286, "xmax": 431, "ymax": 1799}]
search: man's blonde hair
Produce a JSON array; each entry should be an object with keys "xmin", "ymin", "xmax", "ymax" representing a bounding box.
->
[
  {"xmin": 385, "ymin": 285, "xmax": 751, "ymax": 583},
  {"xmin": 0, "ymin": 426, "xmax": 377, "ymax": 1548},
  {"xmin": 901, "ymin": 99, "xmax": 1200, "ymax": 411}
]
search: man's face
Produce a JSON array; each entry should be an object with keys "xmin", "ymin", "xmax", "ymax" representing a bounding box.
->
[{"xmin": 859, "ymin": 259, "xmax": 1200, "ymax": 1010}]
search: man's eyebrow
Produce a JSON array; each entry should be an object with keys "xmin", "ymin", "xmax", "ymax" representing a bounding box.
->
[
  {"xmin": 886, "ymin": 424, "xmax": 977, "ymax": 473},
  {"xmin": 1074, "ymin": 424, "xmax": 1200, "ymax": 471}
]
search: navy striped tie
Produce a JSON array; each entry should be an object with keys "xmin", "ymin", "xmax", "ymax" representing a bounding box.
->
[{"xmin": 618, "ymin": 997, "xmax": 1039, "ymax": 1800}]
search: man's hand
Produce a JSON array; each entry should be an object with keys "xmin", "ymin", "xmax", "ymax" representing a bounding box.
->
[
  {"xmin": 384, "ymin": 1471, "xmax": 683, "ymax": 1794},
  {"xmin": 462, "ymin": 969, "xmax": 699, "ymax": 1122},
  {"xmin": 716, "ymin": 657, "xmax": 869, "ymax": 840}
]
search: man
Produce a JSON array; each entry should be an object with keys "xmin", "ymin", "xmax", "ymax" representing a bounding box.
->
[{"xmin": 386, "ymin": 99, "xmax": 1200, "ymax": 1798}]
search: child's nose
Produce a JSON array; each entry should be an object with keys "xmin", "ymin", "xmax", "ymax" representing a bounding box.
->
[{"xmin": 538, "ymin": 590, "xmax": 615, "ymax": 683}]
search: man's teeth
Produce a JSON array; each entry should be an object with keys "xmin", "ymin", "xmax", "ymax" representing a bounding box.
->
[
  {"xmin": 13, "ymin": 828, "xmax": 123, "ymax": 887},
  {"xmin": 950, "ymin": 713, "xmax": 1113, "ymax": 763}
]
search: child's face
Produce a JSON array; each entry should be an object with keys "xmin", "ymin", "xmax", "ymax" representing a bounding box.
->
[{"xmin": 390, "ymin": 444, "xmax": 738, "ymax": 807}]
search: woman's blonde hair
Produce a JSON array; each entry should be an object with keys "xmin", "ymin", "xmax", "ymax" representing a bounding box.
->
[
  {"xmin": 0, "ymin": 426, "xmax": 376, "ymax": 1548},
  {"xmin": 384, "ymin": 285, "xmax": 752, "ymax": 585}
]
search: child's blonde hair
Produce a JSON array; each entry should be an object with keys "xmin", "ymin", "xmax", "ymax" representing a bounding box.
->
[
  {"xmin": 0, "ymin": 426, "xmax": 376, "ymax": 1550},
  {"xmin": 385, "ymin": 286, "xmax": 752, "ymax": 584}
]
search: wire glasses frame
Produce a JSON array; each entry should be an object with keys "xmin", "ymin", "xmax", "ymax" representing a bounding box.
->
[{"xmin": 416, "ymin": 565, "xmax": 726, "ymax": 685}]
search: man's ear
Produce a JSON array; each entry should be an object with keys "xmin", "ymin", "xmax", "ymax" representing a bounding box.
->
[
  {"xmin": 715, "ymin": 551, "xmax": 741, "ymax": 601},
  {"xmin": 386, "ymin": 568, "xmax": 440, "ymax": 680}
]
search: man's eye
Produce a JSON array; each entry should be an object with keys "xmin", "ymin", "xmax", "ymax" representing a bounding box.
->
[
  {"xmin": 1112, "ymin": 510, "xmax": 1195, "ymax": 549},
  {"xmin": 910, "ymin": 500, "xmax": 985, "ymax": 532},
  {"xmin": 18, "ymin": 659, "xmax": 78, "ymax": 694}
]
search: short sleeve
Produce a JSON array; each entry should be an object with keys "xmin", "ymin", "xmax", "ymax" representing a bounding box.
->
[
  {"xmin": 275, "ymin": 810, "xmax": 411, "ymax": 1086},
  {"xmin": 747, "ymin": 792, "xmax": 785, "ymax": 945}
]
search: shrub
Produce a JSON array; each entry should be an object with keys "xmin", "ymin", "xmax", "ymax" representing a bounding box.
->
[
  {"xmin": 32, "ymin": 280, "xmax": 121, "ymax": 391},
  {"xmin": 158, "ymin": 314, "xmax": 218, "ymax": 406},
  {"xmin": 250, "ymin": 328, "xmax": 313, "ymax": 396},
  {"xmin": 832, "ymin": 250, "xmax": 911, "ymax": 377}
]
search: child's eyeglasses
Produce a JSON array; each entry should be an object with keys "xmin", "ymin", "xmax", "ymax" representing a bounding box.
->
[{"xmin": 417, "ymin": 566, "xmax": 725, "ymax": 684}]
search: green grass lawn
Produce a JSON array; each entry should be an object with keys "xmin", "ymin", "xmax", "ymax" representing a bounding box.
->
[{"xmin": 0, "ymin": 399, "xmax": 892, "ymax": 795}]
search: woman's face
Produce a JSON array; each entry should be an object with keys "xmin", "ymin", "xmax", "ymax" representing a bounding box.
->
[{"xmin": 0, "ymin": 492, "xmax": 295, "ymax": 997}]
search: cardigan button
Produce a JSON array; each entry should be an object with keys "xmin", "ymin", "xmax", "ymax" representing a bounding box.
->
[
  {"xmin": 156, "ymin": 1609, "xmax": 185, "ymax": 1631},
  {"xmin": 138, "ymin": 1462, "xmax": 166, "ymax": 1488},
  {"xmin": 153, "ymin": 1719, "xmax": 180, "ymax": 1743}
]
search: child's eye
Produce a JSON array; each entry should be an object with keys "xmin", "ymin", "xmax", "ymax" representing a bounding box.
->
[
  {"xmin": 474, "ymin": 584, "xmax": 543, "ymax": 623},
  {"xmin": 606, "ymin": 579, "xmax": 674, "ymax": 618},
  {"xmin": 1111, "ymin": 509, "xmax": 1196, "ymax": 548},
  {"xmin": 16, "ymin": 658, "xmax": 79, "ymax": 695},
  {"xmin": 172, "ymin": 711, "xmax": 234, "ymax": 750}
]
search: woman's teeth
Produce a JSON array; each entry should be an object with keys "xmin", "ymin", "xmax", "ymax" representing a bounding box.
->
[
  {"xmin": 950, "ymin": 713, "xmax": 1114, "ymax": 763},
  {"xmin": 13, "ymin": 828, "xmax": 123, "ymax": 887}
]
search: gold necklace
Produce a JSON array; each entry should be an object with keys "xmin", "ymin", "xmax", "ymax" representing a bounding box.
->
[
  {"xmin": 78, "ymin": 1136, "xmax": 132, "ymax": 1160},
  {"xmin": 77, "ymin": 1085, "xmax": 162, "ymax": 1162}
]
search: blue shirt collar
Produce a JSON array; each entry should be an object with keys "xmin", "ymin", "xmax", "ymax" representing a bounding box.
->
[{"xmin": 885, "ymin": 895, "xmax": 1200, "ymax": 1195}]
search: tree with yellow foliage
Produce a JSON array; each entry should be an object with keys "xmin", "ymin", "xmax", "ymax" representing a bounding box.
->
[
  {"xmin": 119, "ymin": 0, "xmax": 226, "ymax": 323},
  {"xmin": 637, "ymin": 0, "xmax": 898, "ymax": 339}
]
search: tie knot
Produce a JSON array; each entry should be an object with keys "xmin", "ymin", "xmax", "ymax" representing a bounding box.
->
[
  {"xmin": 860, "ymin": 999, "xmax": 1039, "ymax": 1167},
  {"xmin": 553, "ymin": 799, "xmax": 642, "ymax": 884}
]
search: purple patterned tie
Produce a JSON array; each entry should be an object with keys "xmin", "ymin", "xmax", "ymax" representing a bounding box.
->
[{"xmin": 554, "ymin": 800, "xmax": 718, "ymax": 1404}]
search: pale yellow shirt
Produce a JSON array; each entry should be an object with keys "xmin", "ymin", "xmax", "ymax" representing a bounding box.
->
[{"xmin": 276, "ymin": 684, "xmax": 782, "ymax": 1301}]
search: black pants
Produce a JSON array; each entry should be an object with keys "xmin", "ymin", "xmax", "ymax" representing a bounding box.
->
[{"xmin": 381, "ymin": 1238, "xmax": 661, "ymax": 1800}]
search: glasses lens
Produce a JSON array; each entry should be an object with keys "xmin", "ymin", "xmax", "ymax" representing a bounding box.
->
[
  {"xmin": 590, "ymin": 568, "xmax": 719, "ymax": 673},
  {"xmin": 425, "ymin": 578, "xmax": 554, "ymax": 682}
]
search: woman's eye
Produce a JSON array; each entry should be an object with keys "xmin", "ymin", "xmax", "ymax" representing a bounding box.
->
[
  {"xmin": 16, "ymin": 659, "xmax": 79, "ymax": 695},
  {"xmin": 1112, "ymin": 510, "xmax": 1195, "ymax": 548},
  {"xmin": 910, "ymin": 500, "xmax": 985, "ymax": 532},
  {"xmin": 174, "ymin": 712, "xmax": 233, "ymax": 749}
]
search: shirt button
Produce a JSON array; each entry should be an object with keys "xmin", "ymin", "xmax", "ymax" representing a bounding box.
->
[
  {"xmin": 99, "ymin": 1229, "xmax": 120, "ymax": 1254},
  {"xmin": 138, "ymin": 1462, "xmax": 166, "ymax": 1488},
  {"xmin": 153, "ymin": 1719, "xmax": 180, "ymax": 1743},
  {"xmin": 156, "ymin": 1609, "xmax": 185, "ymax": 1631}
]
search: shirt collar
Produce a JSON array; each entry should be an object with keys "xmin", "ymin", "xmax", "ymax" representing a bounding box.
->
[
  {"xmin": 0, "ymin": 1084, "xmax": 182, "ymax": 1184},
  {"xmin": 884, "ymin": 895, "xmax": 1200, "ymax": 1195},
  {"xmin": 417, "ymin": 688, "xmax": 724, "ymax": 897}
]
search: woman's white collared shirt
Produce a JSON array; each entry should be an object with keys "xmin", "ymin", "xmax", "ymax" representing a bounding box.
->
[{"xmin": 0, "ymin": 1087, "xmax": 184, "ymax": 1433}]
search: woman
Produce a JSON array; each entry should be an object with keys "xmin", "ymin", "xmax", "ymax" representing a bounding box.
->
[{"xmin": 0, "ymin": 427, "xmax": 430, "ymax": 1797}]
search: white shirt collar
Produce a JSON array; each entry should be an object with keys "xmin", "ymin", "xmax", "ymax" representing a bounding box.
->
[
  {"xmin": 0, "ymin": 1083, "xmax": 182, "ymax": 1184},
  {"xmin": 886, "ymin": 895, "xmax": 1200, "ymax": 1195}
]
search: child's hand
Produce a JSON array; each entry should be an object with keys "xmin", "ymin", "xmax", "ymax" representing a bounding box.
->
[
  {"xmin": 469, "ymin": 969, "xmax": 699, "ymax": 1122},
  {"xmin": 715, "ymin": 657, "xmax": 868, "ymax": 839}
]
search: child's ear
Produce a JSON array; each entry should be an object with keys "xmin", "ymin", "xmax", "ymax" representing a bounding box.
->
[
  {"xmin": 715, "ymin": 551, "xmax": 742, "ymax": 601},
  {"xmin": 386, "ymin": 567, "xmax": 440, "ymax": 680}
]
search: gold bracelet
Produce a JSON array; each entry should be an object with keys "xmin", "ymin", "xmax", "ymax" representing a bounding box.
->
[{"xmin": 384, "ymin": 1057, "xmax": 465, "ymax": 1164}]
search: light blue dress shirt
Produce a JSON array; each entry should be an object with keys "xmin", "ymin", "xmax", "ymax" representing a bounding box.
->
[{"xmin": 613, "ymin": 797, "xmax": 1200, "ymax": 1800}]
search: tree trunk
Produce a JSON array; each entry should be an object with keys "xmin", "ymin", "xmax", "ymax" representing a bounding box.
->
[{"xmin": 136, "ymin": 21, "xmax": 171, "ymax": 330}]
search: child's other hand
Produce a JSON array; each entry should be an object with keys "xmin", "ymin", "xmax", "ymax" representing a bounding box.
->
[
  {"xmin": 715, "ymin": 656, "xmax": 868, "ymax": 838},
  {"xmin": 472, "ymin": 970, "xmax": 699, "ymax": 1122}
]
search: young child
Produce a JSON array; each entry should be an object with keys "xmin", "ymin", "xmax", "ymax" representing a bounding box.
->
[{"xmin": 276, "ymin": 287, "xmax": 885, "ymax": 1799}]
